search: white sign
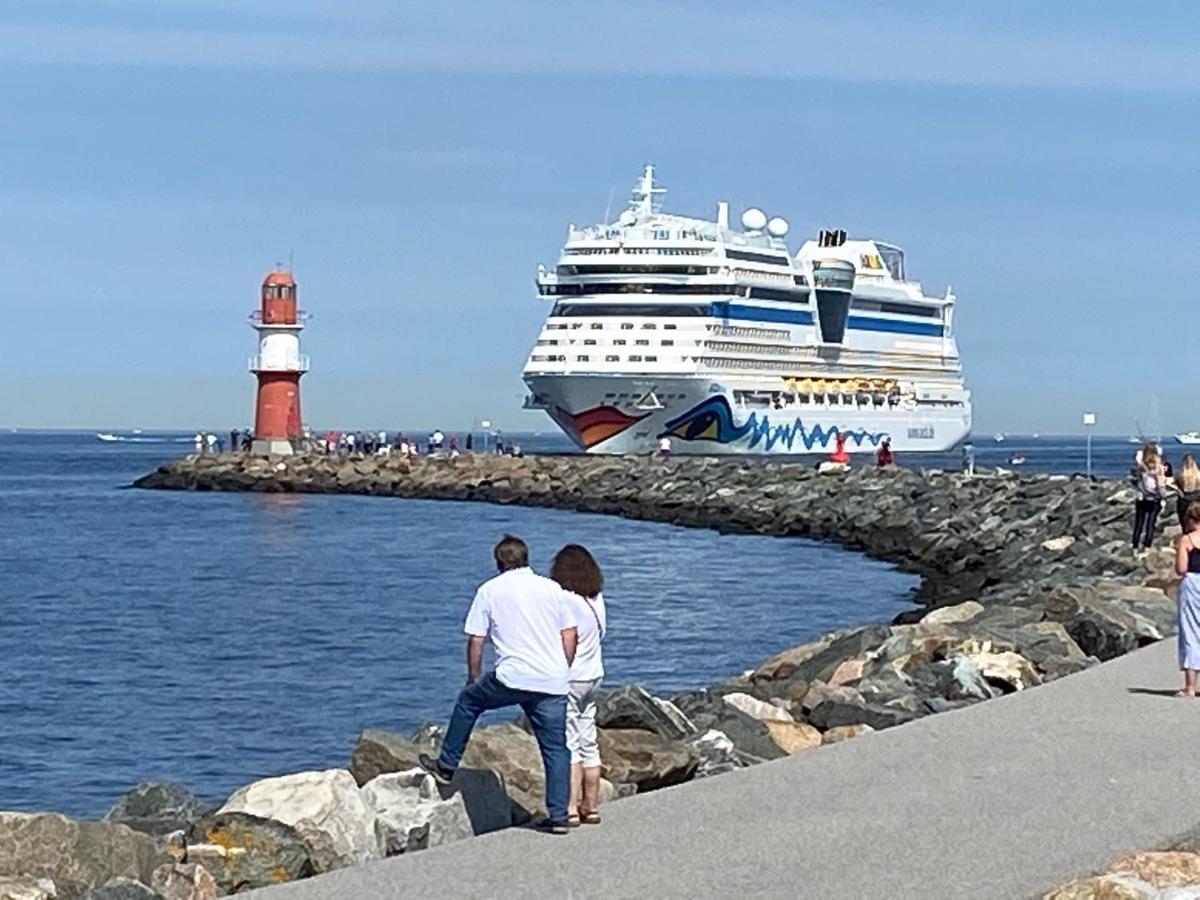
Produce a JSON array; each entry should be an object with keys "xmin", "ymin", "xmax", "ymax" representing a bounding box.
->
[
  {"xmin": 480, "ymin": 420, "xmax": 491, "ymax": 428},
  {"xmin": 1082, "ymin": 412, "xmax": 1096, "ymax": 426}
]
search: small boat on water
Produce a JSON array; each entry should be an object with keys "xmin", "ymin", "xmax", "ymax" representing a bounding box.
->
[
  {"xmin": 97, "ymin": 433, "xmax": 119, "ymax": 442},
  {"xmin": 994, "ymin": 433, "xmax": 1006, "ymax": 443},
  {"xmin": 1176, "ymin": 432, "xmax": 1200, "ymax": 445},
  {"xmin": 1009, "ymin": 452, "xmax": 1026, "ymax": 465}
]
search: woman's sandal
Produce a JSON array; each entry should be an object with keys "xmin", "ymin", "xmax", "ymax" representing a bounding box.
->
[
  {"xmin": 1176, "ymin": 691, "xmax": 1196, "ymax": 699},
  {"xmin": 579, "ymin": 811, "xmax": 602, "ymax": 825},
  {"xmin": 567, "ymin": 815, "xmax": 581, "ymax": 828}
]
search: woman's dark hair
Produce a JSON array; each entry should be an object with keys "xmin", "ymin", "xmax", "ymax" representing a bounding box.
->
[
  {"xmin": 1186, "ymin": 502, "xmax": 1200, "ymax": 531},
  {"xmin": 550, "ymin": 544, "xmax": 604, "ymax": 599},
  {"xmin": 493, "ymin": 534, "xmax": 529, "ymax": 571}
]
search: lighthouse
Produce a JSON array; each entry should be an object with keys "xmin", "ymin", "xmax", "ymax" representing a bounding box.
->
[{"xmin": 249, "ymin": 269, "xmax": 309, "ymax": 455}]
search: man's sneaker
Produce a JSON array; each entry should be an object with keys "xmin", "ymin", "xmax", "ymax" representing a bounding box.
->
[
  {"xmin": 417, "ymin": 753, "xmax": 454, "ymax": 785},
  {"xmin": 535, "ymin": 818, "xmax": 571, "ymax": 835}
]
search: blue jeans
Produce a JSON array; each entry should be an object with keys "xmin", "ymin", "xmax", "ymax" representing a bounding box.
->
[{"xmin": 437, "ymin": 672, "xmax": 570, "ymax": 821}]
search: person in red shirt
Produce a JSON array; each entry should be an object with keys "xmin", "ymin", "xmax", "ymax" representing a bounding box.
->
[{"xmin": 876, "ymin": 438, "xmax": 894, "ymax": 466}]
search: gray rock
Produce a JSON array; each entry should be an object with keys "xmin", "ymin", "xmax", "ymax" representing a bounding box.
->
[
  {"xmin": 360, "ymin": 770, "xmax": 475, "ymax": 856},
  {"xmin": 0, "ymin": 875, "xmax": 58, "ymax": 900},
  {"xmin": 83, "ymin": 878, "xmax": 161, "ymax": 900},
  {"xmin": 148, "ymin": 861, "xmax": 216, "ymax": 900},
  {"xmin": 184, "ymin": 812, "xmax": 316, "ymax": 893},
  {"xmin": 596, "ymin": 729, "xmax": 700, "ymax": 792},
  {"xmin": 595, "ymin": 685, "xmax": 697, "ymax": 740},
  {"xmin": 686, "ymin": 729, "xmax": 745, "ymax": 778},
  {"xmin": 808, "ymin": 699, "xmax": 920, "ymax": 732},
  {"xmin": 349, "ymin": 729, "xmax": 427, "ymax": 787},
  {"xmin": 0, "ymin": 813, "xmax": 167, "ymax": 900},
  {"xmin": 687, "ymin": 705, "xmax": 787, "ymax": 762},
  {"xmin": 102, "ymin": 782, "xmax": 212, "ymax": 838}
]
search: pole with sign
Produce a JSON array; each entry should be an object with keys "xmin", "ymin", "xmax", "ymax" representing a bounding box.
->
[{"xmin": 1083, "ymin": 412, "xmax": 1096, "ymax": 478}]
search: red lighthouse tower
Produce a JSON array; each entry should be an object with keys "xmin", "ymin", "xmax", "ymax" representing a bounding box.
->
[{"xmin": 249, "ymin": 269, "xmax": 309, "ymax": 455}]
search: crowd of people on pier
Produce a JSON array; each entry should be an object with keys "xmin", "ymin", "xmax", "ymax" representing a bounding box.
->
[
  {"xmin": 419, "ymin": 534, "xmax": 607, "ymax": 833},
  {"xmin": 190, "ymin": 427, "xmax": 524, "ymax": 458}
]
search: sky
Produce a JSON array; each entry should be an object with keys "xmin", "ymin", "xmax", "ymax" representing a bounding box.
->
[{"xmin": 1, "ymin": 1, "xmax": 1198, "ymax": 434}]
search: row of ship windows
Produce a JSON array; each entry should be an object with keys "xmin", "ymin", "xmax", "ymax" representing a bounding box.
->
[
  {"xmin": 545, "ymin": 322, "xmax": 680, "ymax": 331},
  {"xmin": 531, "ymin": 354, "xmax": 663, "ymax": 363},
  {"xmin": 564, "ymin": 247, "xmax": 714, "ymax": 256},
  {"xmin": 537, "ymin": 338, "xmax": 682, "ymax": 347}
]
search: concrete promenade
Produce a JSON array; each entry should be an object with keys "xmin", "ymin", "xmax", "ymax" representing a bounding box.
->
[{"xmin": 253, "ymin": 641, "xmax": 1200, "ymax": 900}]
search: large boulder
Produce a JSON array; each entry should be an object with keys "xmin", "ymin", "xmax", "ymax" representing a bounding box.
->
[
  {"xmin": 0, "ymin": 813, "xmax": 167, "ymax": 900},
  {"xmin": 217, "ymin": 769, "xmax": 382, "ymax": 871},
  {"xmin": 457, "ymin": 724, "xmax": 549, "ymax": 822},
  {"xmin": 808, "ymin": 698, "xmax": 920, "ymax": 732},
  {"xmin": 1040, "ymin": 589, "xmax": 1147, "ymax": 660},
  {"xmin": 720, "ymin": 693, "xmax": 793, "ymax": 723},
  {"xmin": 920, "ymin": 601, "xmax": 984, "ymax": 625},
  {"xmin": 1043, "ymin": 873, "xmax": 1157, "ymax": 899},
  {"xmin": 763, "ymin": 721, "xmax": 822, "ymax": 755},
  {"xmin": 752, "ymin": 626, "xmax": 890, "ymax": 685},
  {"xmin": 102, "ymin": 782, "xmax": 213, "ymax": 838},
  {"xmin": 149, "ymin": 862, "xmax": 217, "ymax": 900},
  {"xmin": 349, "ymin": 729, "xmax": 430, "ymax": 786},
  {"xmin": 596, "ymin": 730, "xmax": 700, "ymax": 792},
  {"xmin": 595, "ymin": 686, "xmax": 697, "ymax": 740},
  {"xmin": 686, "ymin": 730, "xmax": 744, "ymax": 778},
  {"xmin": 185, "ymin": 812, "xmax": 316, "ymax": 894},
  {"xmin": 682, "ymin": 704, "xmax": 787, "ymax": 762},
  {"xmin": 0, "ymin": 876, "xmax": 57, "ymax": 900},
  {"xmin": 360, "ymin": 770, "xmax": 477, "ymax": 855}
]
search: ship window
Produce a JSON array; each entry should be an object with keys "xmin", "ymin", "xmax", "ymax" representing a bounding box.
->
[
  {"xmin": 621, "ymin": 323, "xmax": 635, "ymax": 330},
  {"xmin": 550, "ymin": 303, "xmax": 711, "ymax": 317},
  {"xmin": 629, "ymin": 355, "xmax": 643, "ymax": 362},
  {"xmin": 662, "ymin": 339, "xmax": 675, "ymax": 346},
  {"xmin": 583, "ymin": 339, "xmax": 597, "ymax": 345},
  {"xmin": 664, "ymin": 323, "xmax": 677, "ymax": 330},
  {"xmin": 645, "ymin": 355, "xmax": 658, "ymax": 362},
  {"xmin": 613, "ymin": 339, "xmax": 626, "ymax": 346},
  {"xmin": 576, "ymin": 355, "xmax": 590, "ymax": 362},
  {"xmin": 878, "ymin": 245, "xmax": 906, "ymax": 280},
  {"xmin": 748, "ymin": 286, "xmax": 810, "ymax": 303},
  {"xmin": 570, "ymin": 323, "xmax": 583, "ymax": 329},
  {"xmin": 636, "ymin": 339, "xmax": 649, "ymax": 346},
  {"xmin": 605, "ymin": 354, "xmax": 620, "ymax": 362},
  {"xmin": 590, "ymin": 322, "xmax": 603, "ymax": 329},
  {"xmin": 642, "ymin": 323, "xmax": 657, "ymax": 329},
  {"xmin": 725, "ymin": 249, "xmax": 792, "ymax": 266}
]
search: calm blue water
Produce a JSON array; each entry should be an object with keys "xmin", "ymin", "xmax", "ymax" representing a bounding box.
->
[{"xmin": 0, "ymin": 431, "xmax": 930, "ymax": 818}]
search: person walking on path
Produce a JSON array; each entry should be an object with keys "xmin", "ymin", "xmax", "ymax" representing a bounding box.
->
[
  {"xmin": 1132, "ymin": 442, "xmax": 1167, "ymax": 556},
  {"xmin": 1175, "ymin": 502, "xmax": 1200, "ymax": 697},
  {"xmin": 961, "ymin": 441, "xmax": 976, "ymax": 477},
  {"xmin": 420, "ymin": 534, "xmax": 578, "ymax": 833},
  {"xmin": 875, "ymin": 438, "xmax": 894, "ymax": 467},
  {"xmin": 1175, "ymin": 454, "xmax": 1200, "ymax": 528},
  {"xmin": 549, "ymin": 544, "xmax": 607, "ymax": 827}
]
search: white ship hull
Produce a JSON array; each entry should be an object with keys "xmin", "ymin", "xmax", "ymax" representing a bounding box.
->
[{"xmin": 525, "ymin": 374, "xmax": 971, "ymax": 455}]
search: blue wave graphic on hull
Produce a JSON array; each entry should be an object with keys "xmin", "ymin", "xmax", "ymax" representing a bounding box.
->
[{"xmin": 660, "ymin": 396, "xmax": 887, "ymax": 452}]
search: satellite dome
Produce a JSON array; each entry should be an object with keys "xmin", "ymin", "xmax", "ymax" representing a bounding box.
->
[
  {"xmin": 741, "ymin": 208, "xmax": 767, "ymax": 231},
  {"xmin": 766, "ymin": 216, "xmax": 789, "ymax": 238}
]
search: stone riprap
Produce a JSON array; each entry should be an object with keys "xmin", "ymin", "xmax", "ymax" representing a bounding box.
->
[{"xmin": 0, "ymin": 453, "xmax": 1175, "ymax": 897}]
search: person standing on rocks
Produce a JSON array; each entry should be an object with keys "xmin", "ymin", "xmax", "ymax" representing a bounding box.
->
[
  {"xmin": 1175, "ymin": 502, "xmax": 1200, "ymax": 696},
  {"xmin": 420, "ymin": 534, "xmax": 579, "ymax": 834},
  {"xmin": 1174, "ymin": 455, "xmax": 1200, "ymax": 528},
  {"xmin": 550, "ymin": 544, "xmax": 607, "ymax": 827},
  {"xmin": 1133, "ymin": 443, "xmax": 1167, "ymax": 556}
]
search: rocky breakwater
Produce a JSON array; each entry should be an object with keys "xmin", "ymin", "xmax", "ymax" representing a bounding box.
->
[{"xmin": 10, "ymin": 452, "xmax": 1167, "ymax": 895}]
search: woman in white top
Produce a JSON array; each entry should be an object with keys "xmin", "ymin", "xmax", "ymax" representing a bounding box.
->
[{"xmin": 550, "ymin": 544, "xmax": 606, "ymax": 827}]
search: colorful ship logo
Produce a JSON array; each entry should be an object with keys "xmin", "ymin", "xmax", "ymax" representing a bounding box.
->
[{"xmin": 660, "ymin": 396, "xmax": 886, "ymax": 452}]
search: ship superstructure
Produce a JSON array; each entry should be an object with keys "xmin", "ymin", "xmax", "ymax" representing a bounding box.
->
[{"xmin": 522, "ymin": 166, "xmax": 971, "ymax": 455}]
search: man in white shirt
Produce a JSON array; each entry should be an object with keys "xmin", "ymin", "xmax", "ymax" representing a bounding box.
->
[{"xmin": 420, "ymin": 534, "xmax": 579, "ymax": 833}]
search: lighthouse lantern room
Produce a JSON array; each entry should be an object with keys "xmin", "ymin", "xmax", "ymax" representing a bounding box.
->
[{"xmin": 249, "ymin": 269, "xmax": 309, "ymax": 455}]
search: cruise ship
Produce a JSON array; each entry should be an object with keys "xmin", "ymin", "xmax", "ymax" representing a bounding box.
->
[{"xmin": 521, "ymin": 167, "xmax": 971, "ymax": 455}]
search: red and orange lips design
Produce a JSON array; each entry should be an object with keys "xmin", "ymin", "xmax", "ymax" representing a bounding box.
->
[{"xmin": 550, "ymin": 405, "xmax": 649, "ymax": 449}]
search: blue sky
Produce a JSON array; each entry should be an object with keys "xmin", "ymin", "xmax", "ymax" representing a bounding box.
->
[{"xmin": 1, "ymin": 1, "xmax": 1198, "ymax": 433}]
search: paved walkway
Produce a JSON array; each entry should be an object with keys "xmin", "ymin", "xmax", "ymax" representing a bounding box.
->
[{"xmin": 253, "ymin": 641, "xmax": 1200, "ymax": 899}]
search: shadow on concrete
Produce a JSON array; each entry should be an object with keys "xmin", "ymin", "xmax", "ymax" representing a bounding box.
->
[{"xmin": 1126, "ymin": 687, "xmax": 1187, "ymax": 698}]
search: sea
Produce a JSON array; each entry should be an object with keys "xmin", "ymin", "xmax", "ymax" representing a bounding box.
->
[{"xmin": 0, "ymin": 430, "xmax": 1151, "ymax": 817}]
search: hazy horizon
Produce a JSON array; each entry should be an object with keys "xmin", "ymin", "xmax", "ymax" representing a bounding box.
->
[{"xmin": 3, "ymin": 2, "xmax": 1198, "ymax": 435}]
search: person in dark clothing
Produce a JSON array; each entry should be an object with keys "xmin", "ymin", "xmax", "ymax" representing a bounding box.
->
[
  {"xmin": 875, "ymin": 438, "xmax": 894, "ymax": 467},
  {"xmin": 229, "ymin": 429, "xmax": 240, "ymax": 452},
  {"xmin": 466, "ymin": 432, "xmax": 474, "ymax": 452},
  {"xmin": 1133, "ymin": 443, "xmax": 1167, "ymax": 555}
]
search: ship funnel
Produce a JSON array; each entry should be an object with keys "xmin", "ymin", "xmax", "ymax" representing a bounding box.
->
[{"xmin": 717, "ymin": 201, "xmax": 729, "ymax": 229}]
